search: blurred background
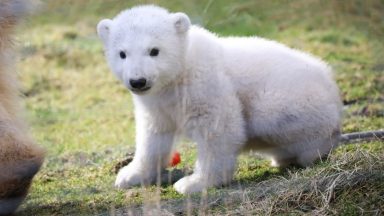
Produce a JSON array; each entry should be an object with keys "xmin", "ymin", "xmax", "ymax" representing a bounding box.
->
[{"xmin": 16, "ymin": 0, "xmax": 383, "ymax": 215}]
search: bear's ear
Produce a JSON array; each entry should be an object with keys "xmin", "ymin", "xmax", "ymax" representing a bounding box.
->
[
  {"xmin": 97, "ymin": 19, "xmax": 113, "ymax": 44},
  {"xmin": 172, "ymin": 13, "xmax": 190, "ymax": 34}
]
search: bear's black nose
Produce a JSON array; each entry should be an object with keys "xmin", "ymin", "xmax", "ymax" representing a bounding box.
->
[{"xmin": 129, "ymin": 78, "xmax": 147, "ymax": 90}]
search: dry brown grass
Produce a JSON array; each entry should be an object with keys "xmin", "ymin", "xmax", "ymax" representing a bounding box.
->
[{"xmin": 110, "ymin": 147, "xmax": 383, "ymax": 215}]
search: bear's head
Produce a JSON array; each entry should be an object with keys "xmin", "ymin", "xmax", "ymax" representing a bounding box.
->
[{"xmin": 97, "ymin": 5, "xmax": 191, "ymax": 95}]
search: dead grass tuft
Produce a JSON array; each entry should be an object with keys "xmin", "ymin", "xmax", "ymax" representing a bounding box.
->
[{"xmin": 112, "ymin": 149, "xmax": 383, "ymax": 215}]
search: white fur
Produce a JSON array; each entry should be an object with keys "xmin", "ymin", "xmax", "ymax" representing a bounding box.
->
[{"xmin": 97, "ymin": 5, "xmax": 342, "ymax": 194}]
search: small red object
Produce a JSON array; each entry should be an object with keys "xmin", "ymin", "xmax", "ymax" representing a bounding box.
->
[{"xmin": 170, "ymin": 151, "xmax": 181, "ymax": 167}]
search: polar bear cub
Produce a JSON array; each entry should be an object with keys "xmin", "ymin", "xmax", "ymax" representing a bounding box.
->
[{"xmin": 97, "ymin": 5, "xmax": 342, "ymax": 194}]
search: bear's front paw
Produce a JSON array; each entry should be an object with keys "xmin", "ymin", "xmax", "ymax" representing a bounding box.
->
[
  {"xmin": 173, "ymin": 174, "xmax": 208, "ymax": 194},
  {"xmin": 115, "ymin": 163, "xmax": 150, "ymax": 189}
]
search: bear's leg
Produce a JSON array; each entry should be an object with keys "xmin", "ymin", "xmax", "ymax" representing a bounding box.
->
[
  {"xmin": 115, "ymin": 131, "xmax": 175, "ymax": 189},
  {"xmin": 270, "ymin": 156, "xmax": 297, "ymax": 168},
  {"xmin": 270, "ymin": 135, "xmax": 337, "ymax": 168},
  {"xmin": 295, "ymin": 138, "xmax": 336, "ymax": 167},
  {"xmin": 174, "ymin": 134, "xmax": 243, "ymax": 194}
]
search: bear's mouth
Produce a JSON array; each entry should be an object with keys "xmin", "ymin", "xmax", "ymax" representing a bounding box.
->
[{"xmin": 130, "ymin": 86, "xmax": 151, "ymax": 94}]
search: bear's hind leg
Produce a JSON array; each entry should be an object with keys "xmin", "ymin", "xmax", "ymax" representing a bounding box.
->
[
  {"xmin": 270, "ymin": 135, "xmax": 337, "ymax": 168},
  {"xmin": 270, "ymin": 156, "xmax": 297, "ymax": 168}
]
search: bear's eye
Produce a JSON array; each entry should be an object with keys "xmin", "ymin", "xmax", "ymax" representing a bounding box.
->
[
  {"xmin": 149, "ymin": 48, "xmax": 159, "ymax": 57},
  {"xmin": 119, "ymin": 51, "xmax": 126, "ymax": 59}
]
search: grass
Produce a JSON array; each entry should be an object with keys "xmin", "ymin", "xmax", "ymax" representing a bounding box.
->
[{"xmin": 14, "ymin": 0, "xmax": 384, "ymax": 215}]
